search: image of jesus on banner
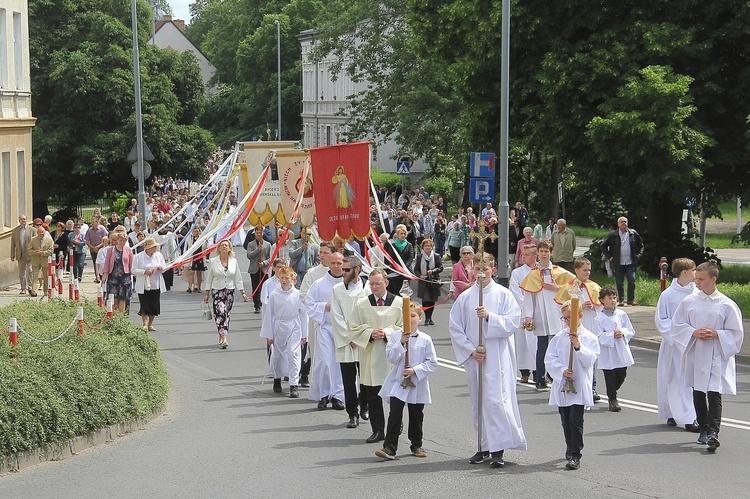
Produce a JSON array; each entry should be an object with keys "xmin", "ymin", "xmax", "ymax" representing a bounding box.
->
[{"xmin": 332, "ymin": 165, "xmax": 355, "ymax": 208}]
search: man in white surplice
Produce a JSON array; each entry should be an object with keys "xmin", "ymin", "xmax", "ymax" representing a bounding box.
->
[
  {"xmin": 654, "ymin": 258, "xmax": 699, "ymax": 431},
  {"xmin": 331, "ymin": 256, "xmax": 371, "ymax": 428},
  {"xmin": 509, "ymin": 243, "xmax": 537, "ymax": 383},
  {"xmin": 304, "ymin": 250, "xmax": 345, "ymax": 410},
  {"xmin": 671, "ymin": 262, "xmax": 744, "ymax": 452},
  {"xmin": 449, "ymin": 252, "xmax": 527, "ymax": 468},
  {"xmin": 298, "ymin": 241, "xmax": 333, "ymax": 387}
]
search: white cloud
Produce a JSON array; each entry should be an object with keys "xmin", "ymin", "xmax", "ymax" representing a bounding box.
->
[{"xmin": 168, "ymin": 0, "xmax": 192, "ymax": 23}]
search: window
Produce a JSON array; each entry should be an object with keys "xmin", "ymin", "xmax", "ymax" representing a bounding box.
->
[
  {"xmin": 13, "ymin": 12, "xmax": 22, "ymax": 91},
  {"xmin": 16, "ymin": 149, "xmax": 25, "ymax": 213},
  {"xmin": 0, "ymin": 9, "xmax": 7, "ymax": 89},
  {"xmin": 2, "ymin": 151, "xmax": 11, "ymax": 227}
]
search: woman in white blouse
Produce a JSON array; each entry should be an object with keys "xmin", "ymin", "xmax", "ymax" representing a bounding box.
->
[
  {"xmin": 203, "ymin": 239, "xmax": 248, "ymax": 349},
  {"xmin": 132, "ymin": 238, "xmax": 167, "ymax": 332}
]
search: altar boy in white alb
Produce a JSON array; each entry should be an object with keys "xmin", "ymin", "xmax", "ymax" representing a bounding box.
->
[
  {"xmin": 375, "ymin": 302, "xmax": 437, "ymax": 460},
  {"xmin": 671, "ymin": 262, "xmax": 744, "ymax": 452},
  {"xmin": 260, "ymin": 266, "xmax": 308, "ymax": 398},
  {"xmin": 450, "ymin": 252, "xmax": 527, "ymax": 469},
  {"xmin": 654, "ymin": 258, "xmax": 699, "ymax": 431},
  {"xmin": 545, "ymin": 300, "xmax": 600, "ymax": 471}
]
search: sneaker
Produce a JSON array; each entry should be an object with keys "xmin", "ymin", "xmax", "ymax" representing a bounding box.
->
[
  {"xmin": 566, "ymin": 456, "xmax": 580, "ymax": 470},
  {"xmin": 300, "ymin": 376, "xmax": 310, "ymax": 388},
  {"xmin": 273, "ymin": 378, "xmax": 282, "ymax": 393},
  {"xmin": 469, "ymin": 451, "xmax": 490, "ymax": 464},
  {"xmin": 289, "ymin": 386, "xmax": 299, "ymax": 398},
  {"xmin": 706, "ymin": 431, "xmax": 720, "ymax": 452},
  {"xmin": 696, "ymin": 429, "xmax": 708, "ymax": 445},
  {"xmin": 490, "ymin": 451, "xmax": 505, "ymax": 468},
  {"xmin": 375, "ymin": 447, "xmax": 396, "ymax": 460},
  {"xmin": 411, "ymin": 447, "xmax": 427, "ymax": 458},
  {"xmin": 535, "ymin": 381, "xmax": 548, "ymax": 391}
]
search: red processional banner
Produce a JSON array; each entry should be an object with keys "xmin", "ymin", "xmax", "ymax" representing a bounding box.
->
[{"xmin": 309, "ymin": 142, "xmax": 371, "ymax": 241}]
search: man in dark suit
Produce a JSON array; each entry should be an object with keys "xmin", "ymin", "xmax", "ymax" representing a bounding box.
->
[
  {"xmin": 246, "ymin": 227, "xmax": 272, "ymax": 313},
  {"xmin": 10, "ymin": 215, "xmax": 33, "ymax": 294},
  {"xmin": 601, "ymin": 216, "xmax": 644, "ymax": 306}
]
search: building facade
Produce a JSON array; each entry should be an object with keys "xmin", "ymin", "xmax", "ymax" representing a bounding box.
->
[
  {"xmin": 0, "ymin": 0, "xmax": 35, "ymax": 289},
  {"xmin": 149, "ymin": 15, "xmax": 217, "ymax": 94},
  {"xmin": 297, "ymin": 29, "xmax": 426, "ymax": 176}
]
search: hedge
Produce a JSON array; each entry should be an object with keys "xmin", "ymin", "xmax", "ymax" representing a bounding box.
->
[{"xmin": 0, "ymin": 300, "xmax": 169, "ymax": 457}]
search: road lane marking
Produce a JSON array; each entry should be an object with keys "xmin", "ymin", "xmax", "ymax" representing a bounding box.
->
[{"xmin": 435, "ymin": 356, "xmax": 750, "ymax": 431}]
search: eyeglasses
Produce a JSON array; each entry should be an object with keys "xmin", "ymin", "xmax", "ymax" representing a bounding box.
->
[{"xmin": 461, "ymin": 251, "xmax": 473, "ymax": 255}]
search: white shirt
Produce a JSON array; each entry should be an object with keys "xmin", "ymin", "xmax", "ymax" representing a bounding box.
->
[{"xmin": 619, "ymin": 230, "xmax": 632, "ymax": 265}]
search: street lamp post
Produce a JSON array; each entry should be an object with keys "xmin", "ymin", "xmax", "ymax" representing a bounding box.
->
[
  {"xmin": 275, "ymin": 19, "xmax": 281, "ymax": 140},
  {"xmin": 131, "ymin": 0, "xmax": 147, "ymax": 227}
]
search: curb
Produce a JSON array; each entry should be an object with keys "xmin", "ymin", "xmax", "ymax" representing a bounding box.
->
[
  {"xmin": 0, "ymin": 404, "xmax": 165, "ymax": 476},
  {"xmin": 630, "ymin": 337, "xmax": 750, "ymax": 367}
]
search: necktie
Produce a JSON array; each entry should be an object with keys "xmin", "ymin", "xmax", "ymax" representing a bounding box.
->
[{"xmin": 377, "ymin": 297, "xmax": 384, "ymax": 306}]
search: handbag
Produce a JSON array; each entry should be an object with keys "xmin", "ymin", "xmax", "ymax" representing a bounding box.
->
[{"xmin": 202, "ymin": 302, "xmax": 213, "ymax": 321}]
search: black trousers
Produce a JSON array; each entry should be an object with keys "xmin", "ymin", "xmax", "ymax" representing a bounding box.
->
[
  {"xmin": 340, "ymin": 362, "xmax": 368, "ymax": 418},
  {"xmin": 535, "ymin": 335, "xmax": 550, "ymax": 382},
  {"xmin": 163, "ymin": 268, "xmax": 174, "ymax": 290},
  {"xmin": 559, "ymin": 404, "xmax": 584, "ymax": 458},
  {"xmin": 693, "ymin": 390, "xmax": 722, "ymax": 433},
  {"xmin": 300, "ymin": 343, "xmax": 310, "ymax": 380},
  {"xmin": 603, "ymin": 367, "xmax": 628, "ymax": 399},
  {"xmin": 384, "ymin": 397, "xmax": 424, "ymax": 454},
  {"xmin": 250, "ymin": 271, "xmax": 266, "ymax": 308},
  {"xmin": 423, "ymin": 301, "xmax": 435, "ymax": 321},
  {"xmin": 362, "ymin": 384, "xmax": 385, "ymax": 433}
]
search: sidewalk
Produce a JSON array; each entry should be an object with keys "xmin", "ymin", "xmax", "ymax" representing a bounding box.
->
[{"xmin": 0, "ymin": 261, "xmax": 106, "ymax": 309}]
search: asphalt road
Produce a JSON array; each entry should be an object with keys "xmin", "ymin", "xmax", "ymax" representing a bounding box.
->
[{"xmin": 1, "ymin": 252, "xmax": 749, "ymax": 498}]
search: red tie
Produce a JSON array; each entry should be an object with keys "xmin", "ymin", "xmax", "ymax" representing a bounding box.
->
[{"xmin": 377, "ymin": 297, "xmax": 384, "ymax": 306}]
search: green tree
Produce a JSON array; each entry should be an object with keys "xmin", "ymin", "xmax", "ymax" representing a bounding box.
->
[{"xmin": 29, "ymin": 0, "xmax": 215, "ymax": 210}]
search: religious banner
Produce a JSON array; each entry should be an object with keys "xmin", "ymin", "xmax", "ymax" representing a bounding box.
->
[
  {"xmin": 236, "ymin": 141, "xmax": 300, "ymax": 226},
  {"xmin": 309, "ymin": 141, "xmax": 371, "ymax": 241},
  {"xmin": 277, "ymin": 149, "xmax": 316, "ymax": 228}
]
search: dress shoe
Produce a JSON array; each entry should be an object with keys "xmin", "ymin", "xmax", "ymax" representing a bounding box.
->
[
  {"xmin": 29, "ymin": 292, "xmax": 37, "ymax": 297},
  {"xmin": 289, "ymin": 386, "xmax": 299, "ymax": 398},
  {"xmin": 627, "ymin": 301, "xmax": 639, "ymax": 306},
  {"xmin": 254, "ymin": 307, "xmax": 261, "ymax": 314},
  {"xmin": 535, "ymin": 381, "xmax": 549, "ymax": 391},
  {"xmin": 685, "ymin": 421, "xmax": 701, "ymax": 433},
  {"xmin": 490, "ymin": 450, "xmax": 504, "ymax": 468},
  {"xmin": 360, "ymin": 410, "xmax": 369, "ymax": 421},
  {"xmin": 300, "ymin": 377, "xmax": 310, "ymax": 388},
  {"xmin": 667, "ymin": 418, "xmax": 677, "ymax": 427},
  {"xmin": 366, "ymin": 431, "xmax": 384, "ymax": 443},
  {"xmin": 592, "ymin": 389, "xmax": 601, "ymax": 402},
  {"xmin": 346, "ymin": 416, "xmax": 359, "ymax": 428},
  {"xmin": 273, "ymin": 378, "xmax": 282, "ymax": 393},
  {"xmin": 520, "ymin": 374, "xmax": 529, "ymax": 384},
  {"xmin": 186, "ymin": 288, "xmax": 192, "ymax": 293},
  {"xmin": 565, "ymin": 456, "xmax": 580, "ymax": 470},
  {"xmin": 618, "ymin": 301, "xmax": 625, "ymax": 307},
  {"xmin": 608, "ymin": 399, "xmax": 619, "ymax": 412},
  {"xmin": 317, "ymin": 396, "xmax": 330, "ymax": 410},
  {"xmin": 331, "ymin": 398, "xmax": 345, "ymax": 410}
]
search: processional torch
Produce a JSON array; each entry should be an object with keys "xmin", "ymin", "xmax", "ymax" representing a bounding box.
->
[
  {"xmin": 562, "ymin": 281, "xmax": 582, "ymax": 394},
  {"xmin": 400, "ymin": 282, "xmax": 416, "ymax": 388},
  {"xmin": 469, "ymin": 220, "xmax": 496, "ymax": 453}
]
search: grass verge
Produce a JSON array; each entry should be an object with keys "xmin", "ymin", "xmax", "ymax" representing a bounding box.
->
[{"xmin": 0, "ymin": 300, "xmax": 169, "ymax": 457}]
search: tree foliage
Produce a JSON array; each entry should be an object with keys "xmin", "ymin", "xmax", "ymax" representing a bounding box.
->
[{"xmin": 29, "ymin": 0, "xmax": 214, "ymax": 208}]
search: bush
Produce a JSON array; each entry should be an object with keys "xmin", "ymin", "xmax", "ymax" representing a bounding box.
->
[
  {"xmin": 0, "ymin": 301, "xmax": 169, "ymax": 457},
  {"xmin": 732, "ymin": 221, "xmax": 750, "ymax": 247},
  {"xmin": 371, "ymin": 167, "xmax": 406, "ymax": 192}
]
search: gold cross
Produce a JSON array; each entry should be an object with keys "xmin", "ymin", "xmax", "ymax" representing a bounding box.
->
[
  {"xmin": 469, "ymin": 220, "xmax": 497, "ymax": 255},
  {"xmin": 469, "ymin": 220, "xmax": 497, "ymax": 276}
]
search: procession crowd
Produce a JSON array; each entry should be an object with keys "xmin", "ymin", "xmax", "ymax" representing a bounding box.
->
[{"xmin": 7, "ymin": 174, "xmax": 744, "ymax": 472}]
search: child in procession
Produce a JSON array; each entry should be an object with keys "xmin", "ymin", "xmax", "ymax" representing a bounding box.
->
[
  {"xmin": 545, "ymin": 300, "xmax": 600, "ymax": 470},
  {"xmin": 375, "ymin": 302, "xmax": 438, "ymax": 460},
  {"xmin": 596, "ymin": 286, "xmax": 636, "ymax": 412},
  {"xmin": 260, "ymin": 266, "xmax": 308, "ymax": 398}
]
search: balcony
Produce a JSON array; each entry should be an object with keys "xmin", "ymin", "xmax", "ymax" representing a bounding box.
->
[{"xmin": 1, "ymin": 90, "xmax": 32, "ymax": 119}]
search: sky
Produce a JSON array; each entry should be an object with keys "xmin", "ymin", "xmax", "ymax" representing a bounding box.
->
[{"xmin": 168, "ymin": 0, "xmax": 192, "ymax": 24}]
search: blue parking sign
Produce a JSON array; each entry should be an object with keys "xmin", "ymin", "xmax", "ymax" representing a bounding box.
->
[{"xmin": 469, "ymin": 178, "xmax": 494, "ymax": 203}]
